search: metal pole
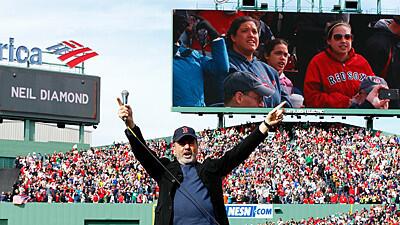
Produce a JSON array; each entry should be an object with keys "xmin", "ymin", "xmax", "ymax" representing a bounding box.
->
[
  {"xmin": 297, "ymin": 0, "xmax": 301, "ymax": 12},
  {"xmin": 24, "ymin": 119, "xmax": 35, "ymax": 141},
  {"xmin": 319, "ymin": 0, "xmax": 322, "ymax": 12},
  {"xmin": 82, "ymin": 61, "xmax": 85, "ymax": 74},
  {"xmin": 365, "ymin": 116, "xmax": 374, "ymax": 130},
  {"xmin": 217, "ymin": 113, "xmax": 224, "ymax": 128},
  {"xmin": 377, "ymin": 0, "xmax": 382, "ymax": 14},
  {"xmin": 79, "ymin": 124, "xmax": 85, "ymax": 144},
  {"xmin": 311, "ymin": 0, "xmax": 314, "ymax": 12}
]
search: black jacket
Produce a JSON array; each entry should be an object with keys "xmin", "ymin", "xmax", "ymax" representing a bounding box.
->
[
  {"xmin": 364, "ymin": 20, "xmax": 400, "ymax": 108},
  {"xmin": 125, "ymin": 126, "xmax": 267, "ymax": 225}
]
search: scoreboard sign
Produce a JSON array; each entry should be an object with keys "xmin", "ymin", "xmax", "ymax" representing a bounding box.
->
[{"xmin": 0, "ymin": 65, "xmax": 100, "ymax": 125}]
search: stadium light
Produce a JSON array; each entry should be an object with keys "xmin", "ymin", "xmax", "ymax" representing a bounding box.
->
[
  {"xmin": 345, "ymin": 0, "xmax": 358, "ymax": 10},
  {"xmin": 260, "ymin": 3, "xmax": 268, "ymax": 9},
  {"xmin": 332, "ymin": 4, "xmax": 341, "ymax": 11},
  {"xmin": 242, "ymin": 0, "xmax": 256, "ymax": 7}
]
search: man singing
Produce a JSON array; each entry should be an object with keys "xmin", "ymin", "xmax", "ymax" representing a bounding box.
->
[{"xmin": 117, "ymin": 98, "xmax": 286, "ymax": 225}]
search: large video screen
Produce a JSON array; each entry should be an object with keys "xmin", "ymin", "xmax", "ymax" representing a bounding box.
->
[{"xmin": 172, "ymin": 9, "xmax": 400, "ymax": 115}]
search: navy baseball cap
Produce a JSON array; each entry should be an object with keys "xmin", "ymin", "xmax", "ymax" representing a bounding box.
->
[
  {"xmin": 360, "ymin": 76, "xmax": 387, "ymax": 93},
  {"xmin": 173, "ymin": 126, "xmax": 197, "ymax": 142},
  {"xmin": 224, "ymin": 71, "xmax": 275, "ymax": 97}
]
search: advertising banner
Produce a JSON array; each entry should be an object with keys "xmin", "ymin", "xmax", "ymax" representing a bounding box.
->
[
  {"xmin": 225, "ymin": 204, "xmax": 273, "ymax": 219},
  {"xmin": 0, "ymin": 65, "xmax": 100, "ymax": 124}
]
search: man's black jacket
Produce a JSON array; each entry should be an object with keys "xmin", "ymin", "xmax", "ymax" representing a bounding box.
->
[{"xmin": 125, "ymin": 125, "xmax": 267, "ymax": 225}]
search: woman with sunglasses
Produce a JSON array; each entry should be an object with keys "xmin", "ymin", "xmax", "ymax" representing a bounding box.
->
[{"xmin": 304, "ymin": 21, "xmax": 375, "ymax": 108}]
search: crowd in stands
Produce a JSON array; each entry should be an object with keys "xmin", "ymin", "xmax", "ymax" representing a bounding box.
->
[
  {"xmin": 263, "ymin": 204, "xmax": 400, "ymax": 225},
  {"xmin": 2, "ymin": 122, "xmax": 400, "ymax": 206},
  {"xmin": 219, "ymin": 123, "xmax": 400, "ymax": 205}
]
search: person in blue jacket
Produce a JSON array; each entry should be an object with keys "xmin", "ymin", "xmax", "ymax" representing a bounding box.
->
[
  {"xmin": 173, "ymin": 12, "xmax": 229, "ymax": 107},
  {"xmin": 226, "ymin": 16, "xmax": 292, "ymax": 108}
]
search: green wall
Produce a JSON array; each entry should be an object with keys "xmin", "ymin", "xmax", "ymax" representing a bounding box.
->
[
  {"xmin": 0, "ymin": 158, "xmax": 14, "ymax": 169},
  {"xmin": 228, "ymin": 204, "xmax": 377, "ymax": 225},
  {"xmin": 0, "ymin": 203, "xmax": 153, "ymax": 225},
  {"xmin": 0, "ymin": 140, "xmax": 89, "ymax": 157},
  {"xmin": 0, "ymin": 203, "xmax": 393, "ymax": 225}
]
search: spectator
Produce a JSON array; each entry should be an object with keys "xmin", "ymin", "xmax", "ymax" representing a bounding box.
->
[
  {"xmin": 262, "ymin": 38, "xmax": 304, "ymax": 108},
  {"xmin": 351, "ymin": 76, "xmax": 390, "ymax": 109},
  {"xmin": 304, "ymin": 21, "xmax": 375, "ymax": 108},
  {"xmin": 227, "ymin": 16, "xmax": 293, "ymax": 108},
  {"xmin": 173, "ymin": 11, "xmax": 229, "ymax": 107},
  {"xmin": 364, "ymin": 16, "xmax": 400, "ymax": 108},
  {"xmin": 224, "ymin": 71, "xmax": 275, "ymax": 107}
]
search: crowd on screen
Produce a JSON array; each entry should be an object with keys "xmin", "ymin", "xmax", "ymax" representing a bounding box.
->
[
  {"xmin": 3, "ymin": 122, "xmax": 400, "ymax": 205},
  {"xmin": 173, "ymin": 10, "xmax": 400, "ymax": 109}
]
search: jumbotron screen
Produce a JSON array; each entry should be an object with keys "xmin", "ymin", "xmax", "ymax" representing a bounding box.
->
[{"xmin": 172, "ymin": 9, "xmax": 400, "ymax": 116}]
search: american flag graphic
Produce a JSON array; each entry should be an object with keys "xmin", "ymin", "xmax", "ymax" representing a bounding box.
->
[{"xmin": 46, "ymin": 40, "xmax": 98, "ymax": 68}]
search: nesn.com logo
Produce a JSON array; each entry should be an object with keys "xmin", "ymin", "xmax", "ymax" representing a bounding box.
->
[{"xmin": 225, "ymin": 204, "xmax": 273, "ymax": 218}]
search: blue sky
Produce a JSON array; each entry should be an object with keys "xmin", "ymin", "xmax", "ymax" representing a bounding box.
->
[{"xmin": 1, "ymin": 0, "xmax": 399, "ymax": 146}]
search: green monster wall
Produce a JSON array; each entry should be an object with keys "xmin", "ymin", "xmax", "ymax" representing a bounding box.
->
[{"xmin": 0, "ymin": 203, "xmax": 390, "ymax": 225}]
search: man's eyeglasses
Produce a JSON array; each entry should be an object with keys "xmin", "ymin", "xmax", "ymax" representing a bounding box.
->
[{"xmin": 333, "ymin": 33, "xmax": 353, "ymax": 41}]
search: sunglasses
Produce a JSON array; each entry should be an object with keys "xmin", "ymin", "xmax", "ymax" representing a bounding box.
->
[{"xmin": 333, "ymin": 34, "xmax": 353, "ymax": 41}]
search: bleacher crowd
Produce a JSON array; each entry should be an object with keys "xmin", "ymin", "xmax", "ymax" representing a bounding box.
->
[
  {"xmin": 2, "ymin": 122, "xmax": 399, "ymax": 206},
  {"xmin": 264, "ymin": 204, "xmax": 400, "ymax": 225}
]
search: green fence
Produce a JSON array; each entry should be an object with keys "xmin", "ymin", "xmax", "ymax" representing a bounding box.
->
[
  {"xmin": 0, "ymin": 203, "xmax": 392, "ymax": 225},
  {"xmin": 0, "ymin": 140, "xmax": 89, "ymax": 158},
  {"xmin": 0, "ymin": 203, "xmax": 153, "ymax": 225}
]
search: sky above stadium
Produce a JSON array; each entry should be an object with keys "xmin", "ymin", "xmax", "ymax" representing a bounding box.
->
[{"xmin": 1, "ymin": 0, "xmax": 400, "ymax": 146}]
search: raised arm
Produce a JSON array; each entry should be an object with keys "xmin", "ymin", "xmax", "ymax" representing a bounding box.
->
[
  {"xmin": 216, "ymin": 101, "xmax": 286, "ymax": 176},
  {"xmin": 117, "ymin": 98, "xmax": 166, "ymax": 181}
]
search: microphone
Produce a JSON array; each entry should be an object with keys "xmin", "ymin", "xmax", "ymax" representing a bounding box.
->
[
  {"xmin": 121, "ymin": 90, "xmax": 129, "ymax": 105},
  {"xmin": 121, "ymin": 90, "xmax": 129, "ymax": 121}
]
